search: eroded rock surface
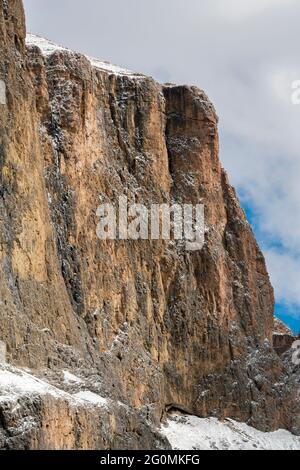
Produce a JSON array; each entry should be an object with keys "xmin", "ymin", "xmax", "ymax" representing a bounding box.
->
[{"xmin": 0, "ymin": 0, "xmax": 299, "ymax": 449}]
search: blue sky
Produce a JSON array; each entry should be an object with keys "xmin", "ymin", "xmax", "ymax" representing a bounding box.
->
[
  {"xmin": 23, "ymin": 0, "xmax": 300, "ymax": 333},
  {"xmin": 243, "ymin": 205, "xmax": 299, "ymax": 333}
]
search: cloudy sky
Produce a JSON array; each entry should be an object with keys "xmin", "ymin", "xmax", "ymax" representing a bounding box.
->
[{"xmin": 23, "ymin": 0, "xmax": 300, "ymax": 332}]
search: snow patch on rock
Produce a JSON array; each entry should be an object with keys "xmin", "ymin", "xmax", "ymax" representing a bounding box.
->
[
  {"xmin": 0, "ymin": 367, "xmax": 67, "ymax": 400},
  {"xmin": 88, "ymin": 56, "xmax": 141, "ymax": 77},
  {"xmin": 26, "ymin": 34, "xmax": 144, "ymax": 78},
  {"xmin": 0, "ymin": 365, "xmax": 109, "ymax": 410},
  {"xmin": 0, "ymin": 80, "xmax": 6, "ymax": 105},
  {"xmin": 74, "ymin": 391, "xmax": 108, "ymax": 408},
  {"xmin": 26, "ymin": 33, "xmax": 69, "ymax": 56},
  {"xmin": 63, "ymin": 370, "xmax": 83, "ymax": 385}
]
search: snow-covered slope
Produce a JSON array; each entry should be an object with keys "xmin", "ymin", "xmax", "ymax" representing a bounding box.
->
[
  {"xmin": 0, "ymin": 365, "xmax": 108, "ymax": 409},
  {"xmin": 161, "ymin": 414, "xmax": 300, "ymax": 450}
]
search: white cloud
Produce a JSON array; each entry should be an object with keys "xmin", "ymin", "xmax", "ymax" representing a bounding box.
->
[
  {"xmin": 265, "ymin": 249, "xmax": 300, "ymax": 308},
  {"xmin": 214, "ymin": 0, "xmax": 296, "ymax": 21}
]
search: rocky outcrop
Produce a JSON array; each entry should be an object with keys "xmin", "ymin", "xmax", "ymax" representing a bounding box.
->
[
  {"xmin": 273, "ymin": 319, "xmax": 297, "ymax": 356},
  {"xmin": 0, "ymin": 365, "xmax": 167, "ymax": 450},
  {"xmin": 0, "ymin": 0, "xmax": 299, "ymax": 449}
]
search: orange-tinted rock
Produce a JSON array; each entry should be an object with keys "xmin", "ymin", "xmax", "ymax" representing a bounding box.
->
[{"xmin": 0, "ymin": 0, "xmax": 299, "ymax": 449}]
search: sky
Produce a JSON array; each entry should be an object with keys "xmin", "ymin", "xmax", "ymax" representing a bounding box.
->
[{"xmin": 23, "ymin": 0, "xmax": 300, "ymax": 333}]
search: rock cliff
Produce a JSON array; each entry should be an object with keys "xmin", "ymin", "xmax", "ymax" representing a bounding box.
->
[{"xmin": 0, "ymin": 0, "xmax": 299, "ymax": 449}]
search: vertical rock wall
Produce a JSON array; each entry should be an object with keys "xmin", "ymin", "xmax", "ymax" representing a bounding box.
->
[{"xmin": 0, "ymin": 0, "xmax": 299, "ymax": 448}]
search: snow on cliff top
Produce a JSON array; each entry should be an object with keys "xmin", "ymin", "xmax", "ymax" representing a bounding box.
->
[
  {"xmin": 274, "ymin": 318, "xmax": 294, "ymax": 336},
  {"xmin": 26, "ymin": 34, "xmax": 143, "ymax": 77},
  {"xmin": 161, "ymin": 414, "xmax": 300, "ymax": 451},
  {"xmin": 26, "ymin": 33, "xmax": 68, "ymax": 57}
]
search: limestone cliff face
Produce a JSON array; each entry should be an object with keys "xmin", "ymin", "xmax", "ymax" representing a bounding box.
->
[{"xmin": 0, "ymin": 0, "xmax": 299, "ymax": 449}]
